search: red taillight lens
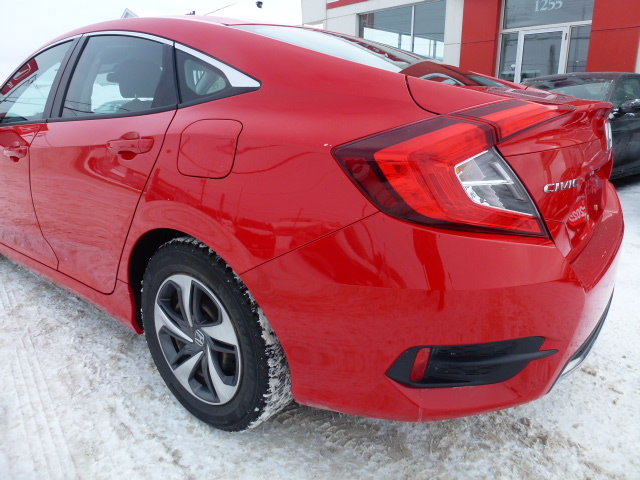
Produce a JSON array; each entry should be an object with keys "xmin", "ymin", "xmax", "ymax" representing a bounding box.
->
[{"xmin": 333, "ymin": 116, "xmax": 546, "ymax": 237}]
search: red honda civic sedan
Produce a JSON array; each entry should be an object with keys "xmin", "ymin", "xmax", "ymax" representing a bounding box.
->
[{"xmin": 0, "ymin": 17, "xmax": 623, "ymax": 431}]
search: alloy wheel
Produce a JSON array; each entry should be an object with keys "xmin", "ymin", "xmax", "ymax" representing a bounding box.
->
[{"xmin": 153, "ymin": 274, "xmax": 242, "ymax": 405}]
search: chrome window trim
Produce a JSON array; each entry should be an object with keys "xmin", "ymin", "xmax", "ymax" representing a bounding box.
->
[
  {"xmin": 30, "ymin": 35, "xmax": 82, "ymax": 57},
  {"xmin": 79, "ymin": 30, "xmax": 259, "ymax": 88},
  {"xmin": 84, "ymin": 30, "xmax": 175, "ymax": 46},
  {"xmin": 175, "ymin": 43, "xmax": 260, "ymax": 88}
]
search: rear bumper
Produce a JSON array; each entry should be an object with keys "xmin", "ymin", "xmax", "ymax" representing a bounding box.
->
[
  {"xmin": 242, "ymin": 182, "xmax": 623, "ymax": 422},
  {"xmin": 559, "ymin": 293, "xmax": 612, "ymax": 378}
]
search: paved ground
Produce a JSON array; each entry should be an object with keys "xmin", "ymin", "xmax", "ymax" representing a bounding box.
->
[{"xmin": 1, "ymin": 179, "xmax": 639, "ymax": 480}]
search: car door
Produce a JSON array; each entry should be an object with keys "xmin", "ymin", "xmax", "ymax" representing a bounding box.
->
[
  {"xmin": 29, "ymin": 33, "xmax": 178, "ymax": 293},
  {"xmin": 610, "ymin": 75, "xmax": 640, "ymax": 174},
  {"xmin": 0, "ymin": 41, "xmax": 76, "ymax": 267}
]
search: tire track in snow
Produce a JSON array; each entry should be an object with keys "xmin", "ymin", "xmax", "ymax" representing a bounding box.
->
[
  {"xmin": 23, "ymin": 333, "xmax": 80, "ymax": 479},
  {"xmin": 14, "ymin": 337, "xmax": 78, "ymax": 480},
  {"xmin": 7, "ymin": 355, "xmax": 39, "ymax": 477},
  {"xmin": 12, "ymin": 348, "xmax": 56, "ymax": 479},
  {"xmin": 0, "ymin": 280, "xmax": 17, "ymax": 313}
]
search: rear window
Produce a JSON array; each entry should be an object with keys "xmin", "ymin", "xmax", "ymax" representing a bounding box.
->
[
  {"xmin": 233, "ymin": 25, "xmax": 423, "ymax": 72},
  {"xmin": 525, "ymin": 77, "xmax": 614, "ymax": 101}
]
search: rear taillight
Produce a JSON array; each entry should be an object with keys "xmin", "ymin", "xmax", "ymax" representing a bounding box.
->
[
  {"xmin": 333, "ymin": 116, "xmax": 546, "ymax": 237},
  {"xmin": 458, "ymin": 99, "xmax": 572, "ymax": 139},
  {"xmin": 604, "ymin": 119, "xmax": 613, "ymax": 151}
]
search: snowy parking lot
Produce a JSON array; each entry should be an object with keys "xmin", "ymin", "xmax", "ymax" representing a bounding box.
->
[{"xmin": 1, "ymin": 179, "xmax": 639, "ymax": 480}]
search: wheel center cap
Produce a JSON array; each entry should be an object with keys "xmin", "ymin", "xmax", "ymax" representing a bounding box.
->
[{"xmin": 194, "ymin": 329, "xmax": 205, "ymax": 347}]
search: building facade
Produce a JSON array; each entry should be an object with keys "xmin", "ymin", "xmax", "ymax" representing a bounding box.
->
[{"xmin": 302, "ymin": 0, "xmax": 640, "ymax": 81}]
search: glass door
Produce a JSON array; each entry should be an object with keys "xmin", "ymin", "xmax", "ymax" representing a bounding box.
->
[{"xmin": 514, "ymin": 27, "xmax": 568, "ymax": 83}]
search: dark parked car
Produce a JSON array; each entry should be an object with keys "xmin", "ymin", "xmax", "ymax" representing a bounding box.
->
[{"xmin": 524, "ymin": 73, "xmax": 640, "ymax": 179}]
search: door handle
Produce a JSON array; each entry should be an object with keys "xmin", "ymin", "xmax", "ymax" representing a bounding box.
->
[
  {"xmin": 2, "ymin": 144, "xmax": 28, "ymax": 161},
  {"xmin": 107, "ymin": 132, "xmax": 154, "ymax": 157}
]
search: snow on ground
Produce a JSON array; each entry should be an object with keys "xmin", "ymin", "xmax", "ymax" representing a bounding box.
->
[{"xmin": 1, "ymin": 179, "xmax": 639, "ymax": 480}]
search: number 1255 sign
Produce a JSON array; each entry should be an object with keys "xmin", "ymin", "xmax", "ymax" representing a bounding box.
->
[{"xmin": 536, "ymin": 0, "xmax": 563, "ymax": 11}]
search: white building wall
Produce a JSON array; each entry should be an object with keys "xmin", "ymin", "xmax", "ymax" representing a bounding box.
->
[
  {"xmin": 443, "ymin": 0, "xmax": 464, "ymax": 66},
  {"xmin": 301, "ymin": 0, "xmax": 328, "ymax": 25},
  {"xmin": 326, "ymin": 15, "xmax": 359, "ymax": 35},
  {"xmin": 302, "ymin": 0, "xmax": 465, "ymax": 66}
]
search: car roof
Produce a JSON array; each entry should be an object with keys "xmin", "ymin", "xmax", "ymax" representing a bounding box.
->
[{"xmin": 41, "ymin": 15, "xmax": 286, "ymax": 49}]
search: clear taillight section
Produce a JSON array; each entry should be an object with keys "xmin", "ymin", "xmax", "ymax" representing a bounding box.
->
[
  {"xmin": 456, "ymin": 149, "xmax": 538, "ymax": 217},
  {"xmin": 605, "ymin": 120, "xmax": 613, "ymax": 151},
  {"xmin": 333, "ymin": 116, "xmax": 547, "ymax": 237}
]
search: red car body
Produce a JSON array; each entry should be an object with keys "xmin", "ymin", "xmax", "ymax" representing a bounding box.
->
[{"xmin": 0, "ymin": 18, "xmax": 623, "ymax": 423}]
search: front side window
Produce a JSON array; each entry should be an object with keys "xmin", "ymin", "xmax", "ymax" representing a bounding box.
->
[
  {"xmin": 62, "ymin": 35, "xmax": 176, "ymax": 118},
  {"xmin": 0, "ymin": 42, "xmax": 71, "ymax": 124}
]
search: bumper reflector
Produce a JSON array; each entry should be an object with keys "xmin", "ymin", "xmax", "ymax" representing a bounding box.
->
[{"xmin": 387, "ymin": 337, "xmax": 557, "ymax": 388}]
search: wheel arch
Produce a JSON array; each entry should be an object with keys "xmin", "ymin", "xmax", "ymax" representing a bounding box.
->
[
  {"xmin": 124, "ymin": 227, "xmax": 264, "ymax": 334},
  {"xmin": 127, "ymin": 228, "xmax": 186, "ymax": 330}
]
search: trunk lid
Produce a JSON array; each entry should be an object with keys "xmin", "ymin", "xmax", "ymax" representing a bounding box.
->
[
  {"xmin": 455, "ymin": 92, "xmax": 613, "ymax": 258},
  {"xmin": 407, "ymin": 76, "xmax": 614, "ymax": 257},
  {"xmin": 497, "ymin": 102, "xmax": 614, "ymax": 258}
]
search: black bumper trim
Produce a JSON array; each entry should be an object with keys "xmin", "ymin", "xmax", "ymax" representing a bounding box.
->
[
  {"xmin": 560, "ymin": 292, "xmax": 614, "ymax": 377},
  {"xmin": 387, "ymin": 337, "xmax": 557, "ymax": 388}
]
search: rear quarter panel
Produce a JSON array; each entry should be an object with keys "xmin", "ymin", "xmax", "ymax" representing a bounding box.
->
[{"xmin": 118, "ymin": 19, "xmax": 439, "ymax": 281}]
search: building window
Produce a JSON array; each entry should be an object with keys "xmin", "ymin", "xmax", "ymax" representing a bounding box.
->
[
  {"xmin": 498, "ymin": 33, "xmax": 519, "ymax": 82},
  {"xmin": 566, "ymin": 25, "xmax": 591, "ymax": 73},
  {"xmin": 359, "ymin": 1, "xmax": 446, "ymax": 61},
  {"xmin": 499, "ymin": 0, "xmax": 594, "ymax": 83},
  {"xmin": 504, "ymin": 0, "xmax": 595, "ymax": 29}
]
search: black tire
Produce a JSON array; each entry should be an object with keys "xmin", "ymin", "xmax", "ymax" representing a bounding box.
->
[{"xmin": 141, "ymin": 237, "xmax": 291, "ymax": 431}]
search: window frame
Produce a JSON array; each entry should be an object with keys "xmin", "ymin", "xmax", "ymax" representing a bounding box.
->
[
  {"xmin": 46, "ymin": 30, "xmax": 262, "ymax": 122},
  {"xmin": 51, "ymin": 32, "xmax": 179, "ymax": 122},
  {"xmin": 0, "ymin": 37, "xmax": 80, "ymax": 127},
  {"xmin": 174, "ymin": 43, "xmax": 261, "ymax": 109}
]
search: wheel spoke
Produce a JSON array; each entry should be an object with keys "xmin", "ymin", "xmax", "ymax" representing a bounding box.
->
[
  {"xmin": 171, "ymin": 274, "xmax": 194, "ymax": 327},
  {"xmin": 201, "ymin": 309, "xmax": 238, "ymax": 347},
  {"xmin": 172, "ymin": 350, "xmax": 203, "ymax": 393},
  {"xmin": 206, "ymin": 346, "xmax": 237, "ymax": 404},
  {"xmin": 155, "ymin": 302, "xmax": 192, "ymax": 343},
  {"xmin": 154, "ymin": 273, "xmax": 242, "ymax": 406}
]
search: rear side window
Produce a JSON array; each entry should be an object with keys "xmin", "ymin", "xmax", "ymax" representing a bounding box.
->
[
  {"xmin": 62, "ymin": 35, "xmax": 177, "ymax": 118},
  {"xmin": 0, "ymin": 42, "xmax": 71, "ymax": 124},
  {"xmin": 177, "ymin": 50, "xmax": 229, "ymax": 103},
  {"xmin": 175, "ymin": 46, "xmax": 260, "ymax": 105}
]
